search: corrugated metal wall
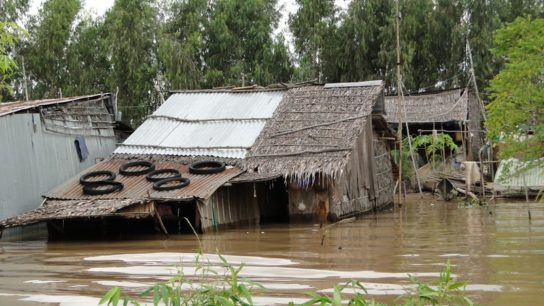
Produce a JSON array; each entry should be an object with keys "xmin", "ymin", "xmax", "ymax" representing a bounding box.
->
[
  {"xmin": 0, "ymin": 113, "xmax": 116, "ymax": 235},
  {"xmin": 198, "ymin": 184, "xmax": 260, "ymax": 232},
  {"xmin": 495, "ymin": 158, "xmax": 544, "ymax": 188}
]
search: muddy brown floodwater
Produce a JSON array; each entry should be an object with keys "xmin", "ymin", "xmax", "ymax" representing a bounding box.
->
[{"xmin": 0, "ymin": 194, "xmax": 543, "ymax": 305}]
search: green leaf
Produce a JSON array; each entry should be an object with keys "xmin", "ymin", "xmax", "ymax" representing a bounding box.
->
[{"xmin": 99, "ymin": 287, "xmax": 120, "ymax": 306}]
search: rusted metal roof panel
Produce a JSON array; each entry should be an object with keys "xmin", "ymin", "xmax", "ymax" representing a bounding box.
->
[
  {"xmin": 155, "ymin": 91, "xmax": 284, "ymax": 120},
  {"xmin": 0, "ymin": 94, "xmax": 109, "ymax": 117},
  {"xmin": 45, "ymin": 159, "xmax": 243, "ymax": 201}
]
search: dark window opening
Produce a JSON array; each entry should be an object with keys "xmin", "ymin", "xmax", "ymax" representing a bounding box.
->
[{"xmin": 74, "ymin": 136, "xmax": 89, "ymax": 162}]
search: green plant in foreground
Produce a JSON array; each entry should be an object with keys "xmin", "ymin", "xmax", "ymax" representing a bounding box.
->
[
  {"xmin": 400, "ymin": 261, "xmax": 473, "ymax": 306},
  {"xmin": 100, "ymin": 219, "xmax": 472, "ymax": 306},
  {"xmin": 99, "ymin": 252, "xmax": 261, "ymax": 306},
  {"xmin": 99, "ymin": 260, "xmax": 473, "ymax": 306}
]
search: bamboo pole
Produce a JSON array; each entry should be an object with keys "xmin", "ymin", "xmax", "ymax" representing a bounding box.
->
[
  {"xmin": 152, "ymin": 202, "xmax": 169, "ymax": 237},
  {"xmin": 395, "ymin": 0, "xmax": 404, "ymax": 206}
]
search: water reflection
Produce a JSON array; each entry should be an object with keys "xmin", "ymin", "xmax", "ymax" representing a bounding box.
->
[{"xmin": 0, "ymin": 195, "xmax": 542, "ymax": 305}]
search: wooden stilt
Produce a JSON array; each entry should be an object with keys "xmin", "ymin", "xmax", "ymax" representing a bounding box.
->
[{"xmin": 153, "ymin": 202, "xmax": 169, "ymax": 237}]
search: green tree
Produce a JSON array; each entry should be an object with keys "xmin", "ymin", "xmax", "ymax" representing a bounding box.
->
[
  {"xmin": 205, "ymin": 0, "xmax": 285, "ymax": 87},
  {"xmin": 0, "ymin": 21, "xmax": 26, "ymax": 101},
  {"xmin": 486, "ymin": 17, "xmax": 544, "ymax": 160},
  {"xmin": 253, "ymin": 33, "xmax": 294, "ymax": 85},
  {"xmin": 23, "ymin": 0, "xmax": 81, "ymax": 99},
  {"xmin": 289, "ymin": 0, "xmax": 336, "ymax": 82},
  {"xmin": 64, "ymin": 17, "xmax": 111, "ymax": 96},
  {"xmin": 333, "ymin": 0, "xmax": 392, "ymax": 84},
  {"xmin": 0, "ymin": 0, "xmax": 30, "ymax": 22},
  {"xmin": 105, "ymin": 0, "xmax": 159, "ymax": 126},
  {"xmin": 158, "ymin": 0, "xmax": 207, "ymax": 90}
]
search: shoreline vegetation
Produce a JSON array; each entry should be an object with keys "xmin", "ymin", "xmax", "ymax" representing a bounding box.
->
[
  {"xmin": 99, "ymin": 254, "xmax": 473, "ymax": 306},
  {"xmin": 100, "ymin": 220, "xmax": 473, "ymax": 306}
]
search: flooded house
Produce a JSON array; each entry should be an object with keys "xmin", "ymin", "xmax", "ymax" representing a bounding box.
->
[
  {"xmin": 0, "ymin": 94, "xmax": 119, "ymax": 239},
  {"xmin": 0, "ymin": 82, "xmax": 396, "ymax": 238},
  {"xmin": 385, "ymin": 89, "xmax": 484, "ymax": 162}
]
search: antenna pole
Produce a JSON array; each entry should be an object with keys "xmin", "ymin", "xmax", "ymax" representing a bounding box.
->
[{"xmin": 395, "ymin": 0, "xmax": 404, "ymax": 206}]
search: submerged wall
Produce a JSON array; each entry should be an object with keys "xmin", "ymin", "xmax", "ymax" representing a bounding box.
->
[
  {"xmin": 329, "ymin": 119, "xmax": 375, "ymax": 219},
  {"xmin": 284, "ymin": 117, "xmax": 394, "ymax": 221},
  {"xmin": 0, "ymin": 113, "xmax": 116, "ymax": 238},
  {"xmin": 198, "ymin": 183, "xmax": 260, "ymax": 232}
]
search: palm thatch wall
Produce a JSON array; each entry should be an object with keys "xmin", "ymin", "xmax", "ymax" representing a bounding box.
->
[
  {"xmin": 467, "ymin": 92, "xmax": 484, "ymax": 160},
  {"xmin": 384, "ymin": 89, "xmax": 468, "ymax": 123},
  {"xmin": 244, "ymin": 83, "xmax": 394, "ymax": 221},
  {"xmin": 247, "ymin": 85, "xmax": 383, "ymax": 179}
]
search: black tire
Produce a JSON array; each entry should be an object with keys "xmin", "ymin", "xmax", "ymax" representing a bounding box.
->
[
  {"xmin": 145, "ymin": 169, "xmax": 181, "ymax": 182},
  {"xmin": 153, "ymin": 177, "xmax": 190, "ymax": 191},
  {"xmin": 80, "ymin": 171, "xmax": 116, "ymax": 185},
  {"xmin": 189, "ymin": 160, "xmax": 226, "ymax": 175},
  {"xmin": 119, "ymin": 161, "xmax": 155, "ymax": 176},
  {"xmin": 83, "ymin": 181, "xmax": 124, "ymax": 195}
]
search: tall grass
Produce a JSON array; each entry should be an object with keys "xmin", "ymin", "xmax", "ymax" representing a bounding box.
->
[
  {"xmin": 99, "ymin": 259, "xmax": 472, "ymax": 306},
  {"xmin": 100, "ymin": 219, "xmax": 473, "ymax": 306}
]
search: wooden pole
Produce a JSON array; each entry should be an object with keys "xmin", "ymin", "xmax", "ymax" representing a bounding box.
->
[
  {"xmin": 466, "ymin": 40, "xmax": 486, "ymax": 121},
  {"xmin": 395, "ymin": 0, "xmax": 404, "ymax": 206},
  {"xmin": 22, "ymin": 56, "xmax": 29, "ymax": 101},
  {"xmin": 152, "ymin": 202, "xmax": 169, "ymax": 237},
  {"xmin": 479, "ymin": 150, "xmax": 485, "ymax": 205}
]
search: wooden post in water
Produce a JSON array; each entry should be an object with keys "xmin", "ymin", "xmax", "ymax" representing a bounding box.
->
[
  {"xmin": 395, "ymin": 0, "xmax": 404, "ymax": 206},
  {"xmin": 479, "ymin": 155, "xmax": 485, "ymax": 205}
]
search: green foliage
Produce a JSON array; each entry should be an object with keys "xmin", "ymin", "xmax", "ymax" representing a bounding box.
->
[
  {"xmin": 410, "ymin": 133, "xmax": 459, "ymax": 164},
  {"xmin": 486, "ymin": 17, "xmax": 544, "ymax": 161},
  {"xmin": 402, "ymin": 261, "xmax": 472, "ymax": 306},
  {"xmin": 0, "ymin": 21, "xmax": 26, "ymax": 101},
  {"xmin": 205, "ymin": 0, "xmax": 288, "ymax": 87},
  {"xmin": 0, "ymin": 0, "xmax": 30, "ymax": 22},
  {"xmin": 98, "ymin": 251, "xmax": 262, "ymax": 306},
  {"xmin": 64, "ymin": 17, "xmax": 111, "ymax": 96},
  {"xmin": 289, "ymin": 0, "xmax": 336, "ymax": 82},
  {"xmin": 104, "ymin": 0, "xmax": 159, "ymax": 126},
  {"xmin": 158, "ymin": 0, "xmax": 207, "ymax": 91},
  {"xmin": 100, "ymin": 258, "xmax": 472, "ymax": 306},
  {"xmin": 391, "ymin": 146, "xmax": 416, "ymax": 183},
  {"xmin": 23, "ymin": 0, "xmax": 81, "ymax": 99}
]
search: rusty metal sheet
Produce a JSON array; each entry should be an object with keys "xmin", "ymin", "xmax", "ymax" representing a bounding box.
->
[
  {"xmin": 45, "ymin": 159, "xmax": 243, "ymax": 201},
  {"xmin": 0, "ymin": 94, "xmax": 109, "ymax": 117}
]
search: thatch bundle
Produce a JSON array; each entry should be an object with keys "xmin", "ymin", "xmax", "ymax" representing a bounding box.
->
[
  {"xmin": 0, "ymin": 199, "xmax": 140, "ymax": 229},
  {"xmin": 247, "ymin": 85, "xmax": 383, "ymax": 179},
  {"xmin": 384, "ymin": 89, "xmax": 468, "ymax": 123}
]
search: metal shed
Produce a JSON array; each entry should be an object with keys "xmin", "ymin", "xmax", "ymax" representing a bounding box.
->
[{"xmin": 0, "ymin": 94, "xmax": 118, "ymax": 238}]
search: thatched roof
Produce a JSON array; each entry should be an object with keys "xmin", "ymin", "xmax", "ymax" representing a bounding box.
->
[
  {"xmin": 246, "ymin": 83, "xmax": 383, "ymax": 178},
  {"xmin": 0, "ymin": 199, "xmax": 141, "ymax": 229},
  {"xmin": 384, "ymin": 89, "xmax": 468, "ymax": 123}
]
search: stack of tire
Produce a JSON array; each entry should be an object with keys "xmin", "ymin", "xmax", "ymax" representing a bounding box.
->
[
  {"xmin": 79, "ymin": 160, "xmax": 227, "ymax": 195},
  {"xmin": 79, "ymin": 170, "xmax": 123, "ymax": 195}
]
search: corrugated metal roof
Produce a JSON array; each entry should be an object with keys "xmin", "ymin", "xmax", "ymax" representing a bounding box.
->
[
  {"xmin": 495, "ymin": 158, "xmax": 544, "ymax": 188},
  {"xmin": 45, "ymin": 159, "xmax": 243, "ymax": 201},
  {"xmin": 324, "ymin": 80, "xmax": 384, "ymax": 88},
  {"xmin": 0, "ymin": 94, "xmax": 109, "ymax": 117},
  {"xmin": 114, "ymin": 91, "xmax": 285, "ymax": 159},
  {"xmin": 155, "ymin": 91, "xmax": 284, "ymax": 120}
]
